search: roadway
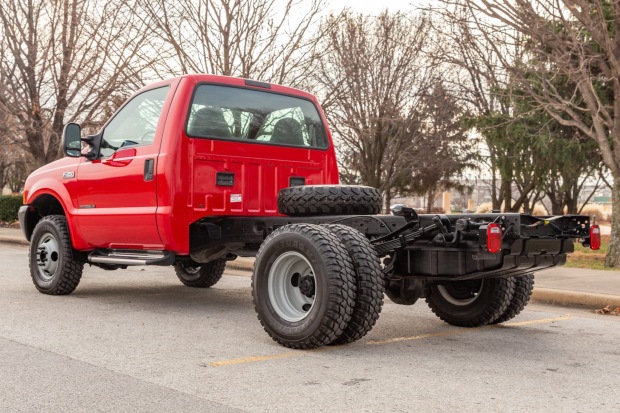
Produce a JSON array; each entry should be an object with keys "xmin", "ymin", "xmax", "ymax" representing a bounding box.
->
[{"xmin": 1, "ymin": 244, "xmax": 618, "ymax": 412}]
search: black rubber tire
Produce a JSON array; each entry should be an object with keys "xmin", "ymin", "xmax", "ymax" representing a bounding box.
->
[
  {"xmin": 252, "ymin": 224, "xmax": 357, "ymax": 349},
  {"xmin": 492, "ymin": 274, "xmax": 535, "ymax": 324},
  {"xmin": 426, "ymin": 278, "xmax": 516, "ymax": 327},
  {"xmin": 29, "ymin": 215, "xmax": 84, "ymax": 295},
  {"xmin": 278, "ymin": 185, "xmax": 382, "ymax": 216},
  {"xmin": 323, "ymin": 224, "xmax": 384, "ymax": 345},
  {"xmin": 174, "ymin": 259, "xmax": 226, "ymax": 288}
]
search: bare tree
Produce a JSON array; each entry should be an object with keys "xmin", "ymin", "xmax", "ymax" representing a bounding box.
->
[
  {"xmin": 445, "ymin": 0, "xmax": 620, "ymax": 266},
  {"xmin": 314, "ymin": 11, "xmax": 441, "ymax": 210},
  {"xmin": 0, "ymin": 0, "xmax": 151, "ymax": 169},
  {"xmin": 405, "ymin": 83, "xmax": 476, "ymax": 212},
  {"xmin": 0, "ymin": 108, "xmax": 20, "ymax": 190},
  {"xmin": 134, "ymin": 0, "xmax": 327, "ymax": 88},
  {"xmin": 428, "ymin": 4, "xmax": 539, "ymax": 211}
]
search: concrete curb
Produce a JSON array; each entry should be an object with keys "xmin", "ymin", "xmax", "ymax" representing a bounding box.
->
[
  {"xmin": 531, "ymin": 287, "xmax": 620, "ymax": 310},
  {"xmin": 0, "ymin": 236, "xmax": 28, "ymax": 247},
  {"xmin": 226, "ymin": 261, "xmax": 254, "ymax": 272}
]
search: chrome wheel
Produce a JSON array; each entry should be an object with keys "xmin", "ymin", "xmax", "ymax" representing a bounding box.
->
[
  {"xmin": 268, "ymin": 251, "xmax": 317, "ymax": 322},
  {"xmin": 35, "ymin": 233, "xmax": 60, "ymax": 281},
  {"xmin": 436, "ymin": 280, "xmax": 484, "ymax": 306}
]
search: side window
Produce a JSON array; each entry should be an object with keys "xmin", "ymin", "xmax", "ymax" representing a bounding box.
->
[
  {"xmin": 186, "ymin": 85, "xmax": 328, "ymax": 148},
  {"xmin": 100, "ymin": 86, "xmax": 170, "ymax": 157}
]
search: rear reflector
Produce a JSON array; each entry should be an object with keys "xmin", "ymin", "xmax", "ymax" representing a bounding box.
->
[
  {"xmin": 487, "ymin": 223, "xmax": 502, "ymax": 253},
  {"xmin": 590, "ymin": 225, "xmax": 601, "ymax": 250}
]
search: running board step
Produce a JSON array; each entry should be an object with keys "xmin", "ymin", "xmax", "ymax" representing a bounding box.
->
[{"xmin": 88, "ymin": 250, "xmax": 175, "ymax": 266}]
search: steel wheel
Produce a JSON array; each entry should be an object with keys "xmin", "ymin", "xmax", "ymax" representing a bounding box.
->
[
  {"xmin": 426, "ymin": 278, "xmax": 515, "ymax": 327},
  {"xmin": 436, "ymin": 280, "xmax": 484, "ymax": 306},
  {"xmin": 29, "ymin": 215, "xmax": 83, "ymax": 295},
  {"xmin": 35, "ymin": 233, "xmax": 61, "ymax": 282},
  {"xmin": 178, "ymin": 262, "xmax": 202, "ymax": 280},
  {"xmin": 267, "ymin": 251, "xmax": 316, "ymax": 322},
  {"xmin": 174, "ymin": 259, "xmax": 226, "ymax": 288},
  {"xmin": 252, "ymin": 224, "xmax": 357, "ymax": 349}
]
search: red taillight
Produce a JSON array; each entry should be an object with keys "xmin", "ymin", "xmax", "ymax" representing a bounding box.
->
[
  {"xmin": 590, "ymin": 225, "xmax": 601, "ymax": 250},
  {"xmin": 487, "ymin": 223, "xmax": 502, "ymax": 253}
]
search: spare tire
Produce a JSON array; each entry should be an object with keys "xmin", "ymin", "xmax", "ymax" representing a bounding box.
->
[{"xmin": 278, "ymin": 185, "xmax": 382, "ymax": 216}]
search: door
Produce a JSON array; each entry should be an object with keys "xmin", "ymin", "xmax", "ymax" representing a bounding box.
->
[{"xmin": 75, "ymin": 86, "xmax": 171, "ymax": 249}]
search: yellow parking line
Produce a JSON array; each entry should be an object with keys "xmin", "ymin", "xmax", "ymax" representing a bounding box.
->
[
  {"xmin": 502, "ymin": 314, "xmax": 573, "ymax": 327},
  {"xmin": 367, "ymin": 329, "xmax": 472, "ymax": 345},
  {"xmin": 209, "ymin": 315, "xmax": 573, "ymax": 367},
  {"xmin": 368, "ymin": 315, "xmax": 573, "ymax": 345},
  {"xmin": 209, "ymin": 352, "xmax": 297, "ymax": 367}
]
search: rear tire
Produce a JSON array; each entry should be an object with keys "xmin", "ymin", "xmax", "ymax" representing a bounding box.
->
[
  {"xmin": 492, "ymin": 274, "xmax": 534, "ymax": 324},
  {"xmin": 278, "ymin": 185, "xmax": 382, "ymax": 216},
  {"xmin": 426, "ymin": 278, "xmax": 515, "ymax": 327},
  {"xmin": 252, "ymin": 224, "xmax": 357, "ymax": 349},
  {"xmin": 174, "ymin": 259, "xmax": 226, "ymax": 288},
  {"xmin": 323, "ymin": 224, "xmax": 384, "ymax": 345},
  {"xmin": 29, "ymin": 215, "xmax": 84, "ymax": 295}
]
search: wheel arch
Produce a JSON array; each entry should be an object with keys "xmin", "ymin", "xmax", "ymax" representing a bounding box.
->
[{"xmin": 23, "ymin": 185, "xmax": 79, "ymax": 246}]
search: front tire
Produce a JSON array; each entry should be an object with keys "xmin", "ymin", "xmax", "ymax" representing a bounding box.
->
[
  {"xmin": 252, "ymin": 224, "xmax": 357, "ymax": 349},
  {"xmin": 426, "ymin": 278, "xmax": 515, "ymax": 327},
  {"xmin": 174, "ymin": 259, "xmax": 226, "ymax": 288},
  {"xmin": 29, "ymin": 215, "xmax": 84, "ymax": 295}
]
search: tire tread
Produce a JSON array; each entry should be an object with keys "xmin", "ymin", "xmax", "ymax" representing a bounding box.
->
[
  {"xmin": 174, "ymin": 259, "xmax": 226, "ymax": 288},
  {"xmin": 492, "ymin": 274, "xmax": 535, "ymax": 324},
  {"xmin": 426, "ymin": 278, "xmax": 516, "ymax": 327},
  {"xmin": 278, "ymin": 185, "xmax": 382, "ymax": 216},
  {"xmin": 324, "ymin": 224, "xmax": 384, "ymax": 345},
  {"xmin": 29, "ymin": 215, "xmax": 83, "ymax": 295},
  {"xmin": 252, "ymin": 224, "xmax": 357, "ymax": 349}
]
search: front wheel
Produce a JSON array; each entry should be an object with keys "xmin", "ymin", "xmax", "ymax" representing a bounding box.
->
[
  {"xmin": 174, "ymin": 259, "xmax": 226, "ymax": 288},
  {"xmin": 252, "ymin": 224, "xmax": 357, "ymax": 349},
  {"xmin": 426, "ymin": 278, "xmax": 515, "ymax": 327},
  {"xmin": 29, "ymin": 215, "xmax": 84, "ymax": 295}
]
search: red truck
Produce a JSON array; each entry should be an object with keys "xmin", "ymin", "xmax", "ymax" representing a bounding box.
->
[{"xmin": 19, "ymin": 74, "xmax": 599, "ymax": 349}]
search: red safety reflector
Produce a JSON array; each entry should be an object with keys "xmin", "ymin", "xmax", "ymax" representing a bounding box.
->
[
  {"xmin": 487, "ymin": 223, "xmax": 502, "ymax": 253},
  {"xmin": 590, "ymin": 225, "xmax": 601, "ymax": 250}
]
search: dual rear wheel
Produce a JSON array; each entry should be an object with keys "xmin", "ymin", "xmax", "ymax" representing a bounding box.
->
[
  {"xmin": 426, "ymin": 274, "xmax": 535, "ymax": 327},
  {"xmin": 251, "ymin": 223, "xmax": 385, "ymax": 349}
]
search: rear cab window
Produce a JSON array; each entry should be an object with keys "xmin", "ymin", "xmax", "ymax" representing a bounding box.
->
[{"xmin": 185, "ymin": 84, "xmax": 328, "ymax": 149}]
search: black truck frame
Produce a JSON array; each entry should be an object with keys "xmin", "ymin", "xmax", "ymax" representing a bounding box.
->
[
  {"xmin": 183, "ymin": 203, "xmax": 599, "ymax": 349},
  {"xmin": 190, "ymin": 209, "xmax": 594, "ymax": 280}
]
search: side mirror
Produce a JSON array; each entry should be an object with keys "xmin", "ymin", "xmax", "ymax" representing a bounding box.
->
[{"xmin": 62, "ymin": 123, "xmax": 83, "ymax": 158}]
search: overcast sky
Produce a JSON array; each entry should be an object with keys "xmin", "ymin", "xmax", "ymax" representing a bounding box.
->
[{"xmin": 325, "ymin": 0, "xmax": 429, "ymax": 14}]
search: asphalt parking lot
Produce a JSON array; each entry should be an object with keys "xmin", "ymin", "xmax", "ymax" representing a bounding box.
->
[{"xmin": 1, "ymin": 243, "xmax": 619, "ymax": 412}]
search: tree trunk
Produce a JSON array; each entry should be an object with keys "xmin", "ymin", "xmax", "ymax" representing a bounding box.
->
[
  {"xmin": 426, "ymin": 189, "xmax": 436, "ymax": 213},
  {"xmin": 384, "ymin": 190, "xmax": 392, "ymax": 214},
  {"xmin": 502, "ymin": 180, "xmax": 512, "ymax": 212},
  {"xmin": 549, "ymin": 195, "xmax": 563, "ymax": 215},
  {"xmin": 605, "ymin": 175, "xmax": 620, "ymax": 267},
  {"xmin": 491, "ymin": 169, "xmax": 500, "ymax": 210}
]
